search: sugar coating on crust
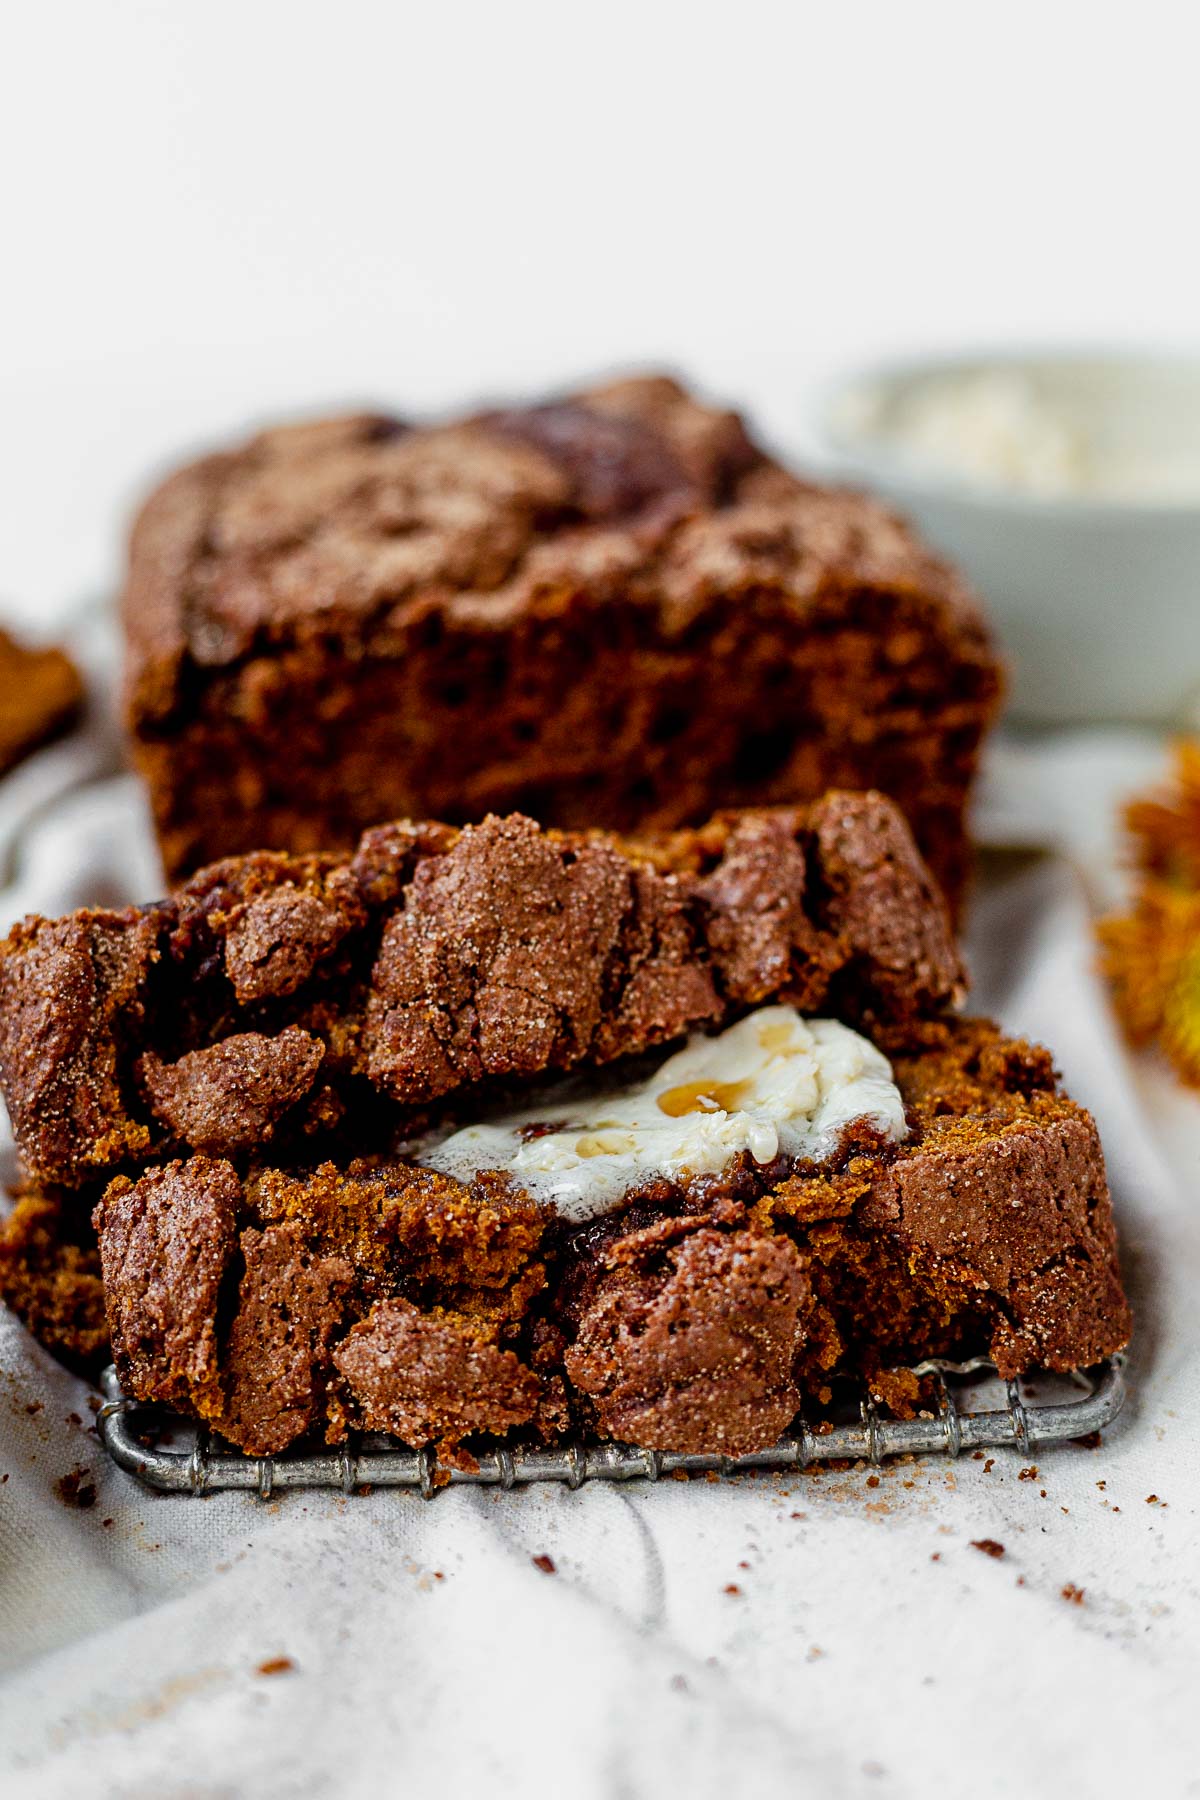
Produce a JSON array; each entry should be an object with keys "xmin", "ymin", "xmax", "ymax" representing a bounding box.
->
[
  {"xmin": 332, "ymin": 1297, "xmax": 541, "ymax": 1461},
  {"xmin": 93, "ymin": 1157, "xmax": 239, "ymax": 1415},
  {"xmin": 866, "ymin": 1109, "xmax": 1127, "ymax": 1375},
  {"xmin": 124, "ymin": 377, "xmax": 987, "ymax": 680},
  {"xmin": 138, "ymin": 1026, "xmax": 326, "ymax": 1153},
  {"xmin": 564, "ymin": 1226, "xmax": 812, "ymax": 1457},
  {"xmin": 0, "ymin": 912, "xmax": 158, "ymax": 1185},
  {"xmin": 223, "ymin": 875, "xmax": 364, "ymax": 1002}
]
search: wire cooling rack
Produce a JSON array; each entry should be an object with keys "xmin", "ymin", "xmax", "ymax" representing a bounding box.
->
[{"xmin": 97, "ymin": 1356, "xmax": 1125, "ymax": 1500}]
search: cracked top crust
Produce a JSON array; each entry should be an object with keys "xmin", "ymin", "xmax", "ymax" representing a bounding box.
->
[
  {"xmin": 123, "ymin": 374, "xmax": 992, "ymax": 728},
  {"xmin": 0, "ymin": 794, "xmax": 963, "ymax": 1189}
]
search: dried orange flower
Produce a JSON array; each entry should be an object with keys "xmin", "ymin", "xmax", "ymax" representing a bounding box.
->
[
  {"xmin": 1124, "ymin": 737, "xmax": 1200, "ymax": 886},
  {"xmin": 1099, "ymin": 740, "xmax": 1200, "ymax": 1088}
]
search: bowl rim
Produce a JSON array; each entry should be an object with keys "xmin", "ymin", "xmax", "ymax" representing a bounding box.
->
[{"xmin": 814, "ymin": 342, "xmax": 1200, "ymax": 521}]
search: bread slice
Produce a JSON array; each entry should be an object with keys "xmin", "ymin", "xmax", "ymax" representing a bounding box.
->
[
  {"xmin": 121, "ymin": 375, "xmax": 1003, "ymax": 908},
  {"xmin": 0, "ymin": 794, "xmax": 962, "ymax": 1189},
  {"xmin": 0, "ymin": 797, "xmax": 1129, "ymax": 1461},
  {"xmin": 77, "ymin": 1015, "xmax": 1126, "ymax": 1461}
]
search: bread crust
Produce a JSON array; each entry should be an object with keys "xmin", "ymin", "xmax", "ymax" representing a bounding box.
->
[{"xmin": 121, "ymin": 377, "xmax": 1003, "ymax": 903}]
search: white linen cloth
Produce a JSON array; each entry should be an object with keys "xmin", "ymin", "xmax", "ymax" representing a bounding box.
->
[{"xmin": 0, "ymin": 628, "xmax": 1197, "ymax": 1798}]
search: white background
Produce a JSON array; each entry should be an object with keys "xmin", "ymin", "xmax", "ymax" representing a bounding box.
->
[{"xmin": 2, "ymin": 0, "xmax": 1198, "ymax": 628}]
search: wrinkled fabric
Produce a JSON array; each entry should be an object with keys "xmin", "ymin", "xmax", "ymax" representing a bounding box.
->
[{"xmin": 1, "ymin": 663, "xmax": 1197, "ymax": 1797}]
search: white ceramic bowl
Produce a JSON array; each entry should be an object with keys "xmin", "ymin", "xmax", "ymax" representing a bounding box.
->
[{"xmin": 810, "ymin": 350, "xmax": 1200, "ymax": 725}]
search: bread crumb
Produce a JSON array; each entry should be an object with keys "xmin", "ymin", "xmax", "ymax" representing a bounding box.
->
[
  {"xmin": 256, "ymin": 1656, "xmax": 295, "ymax": 1676},
  {"xmin": 532, "ymin": 1554, "xmax": 556, "ymax": 1575},
  {"xmin": 55, "ymin": 1466, "xmax": 96, "ymax": 1510},
  {"xmin": 1061, "ymin": 1584, "xmax": 1085, "ymax": 1606},
  {"xmin": 970, "ymin": 1539, "xmax": 1005, "ymax": 1559}
]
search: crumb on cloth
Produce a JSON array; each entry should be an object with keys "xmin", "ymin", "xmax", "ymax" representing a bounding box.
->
[{"xmin": 55, "ymin": 1466, "xmax": 97, "ymax": 1509}]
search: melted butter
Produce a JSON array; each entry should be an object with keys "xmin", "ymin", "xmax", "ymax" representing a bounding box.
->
[
  {"xmin": 422, "ymin": 1005, "xmax": 908, "ymax": 1223},
  {"xmin": 656, "ymin": 1078, "xmax": 752, "ymax": 1118}
]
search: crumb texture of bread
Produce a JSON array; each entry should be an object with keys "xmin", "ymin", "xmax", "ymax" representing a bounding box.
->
[
  {"xmin": 220, "ymin": 1220, "xmax": 355, "ymax": 1454},
  {"xmin": 0, "ymin": 1191, "xmax": 108, "ymax": 1365},
  {"xmin": 121, "ymin": 375, "xmax": 1002, "ymax": 905}
]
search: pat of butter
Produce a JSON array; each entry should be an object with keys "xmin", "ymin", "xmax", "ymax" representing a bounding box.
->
[{"xmin": 422, "ymin": 1006, "xmax": 907, "ymax": 1222}]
